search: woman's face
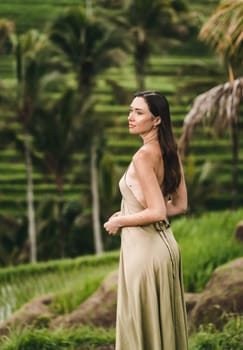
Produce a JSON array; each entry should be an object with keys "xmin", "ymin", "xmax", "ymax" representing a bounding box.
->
[{"xmin": 128, "ymin": 97, "xmax": 155, "ymax": 136}]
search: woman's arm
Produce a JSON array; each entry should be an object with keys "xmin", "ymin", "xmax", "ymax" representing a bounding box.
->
[
  {"xmin": 166, "ymin": 157, "xmax": 188, "ymax": 217},
  {"xmin": 108, "ymin": 211, "xmax": 122, "ymax": 219},
  {"xmin": 104, "ymin": 149, "xmax": 167, "ymax": 234}
]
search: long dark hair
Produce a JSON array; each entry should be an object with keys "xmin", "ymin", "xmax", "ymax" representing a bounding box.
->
[{"xmin": 134, "ymin": 91, "xmax": 181, "ymax": 196}]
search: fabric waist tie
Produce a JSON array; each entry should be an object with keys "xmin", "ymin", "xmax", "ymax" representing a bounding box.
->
[{"xmin": 154, "ymin": 220, "xmax": 176, "ymax": 278}]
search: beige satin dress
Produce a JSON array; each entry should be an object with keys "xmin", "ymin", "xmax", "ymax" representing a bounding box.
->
[{"xmin": 115, "ymin": 172, "xmax": 188, "ymax": 350}]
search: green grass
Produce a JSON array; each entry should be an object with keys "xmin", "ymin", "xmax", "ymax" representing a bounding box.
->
[
  {"xmin": 0, "ymin": 252, "xmax": 119, "ymax": 321},
  {"xmin": 2, "ymin": 315, "xmax": 242, "ymax": 350},
  {"xmin": 173, "ymin": 208, "xmax": 243, "ymax": 292},
  {"xmin": 189, "ymin": 316, "xmax": 243, "ymax": 350},
  {"xmin": 0, "ymin": 209, "xmax": 242, "ymax": 323},
  {"xmin": 0, "ymin": 326, "xmax": 115, "ymax": 350},
  {"xmin": 0, "ymin": 0, "xmax": 83, "ymax": 34},
  {"xmin": 0, "ymin": 208, "xmax": 243, "ymax": 347},
  {"xmin": 0, "ymin": 251, "xmax": 119, "ymax": 281}
]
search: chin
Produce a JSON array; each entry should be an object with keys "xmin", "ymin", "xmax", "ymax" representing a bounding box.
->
[{"xmin": 129, "ymin": 128, "xmax": 138, "ymax": 134}]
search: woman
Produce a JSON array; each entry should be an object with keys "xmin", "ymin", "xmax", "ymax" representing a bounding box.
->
[{"xmin": 104, "ymin": 91, "xmax": 188, "ymax": 350}]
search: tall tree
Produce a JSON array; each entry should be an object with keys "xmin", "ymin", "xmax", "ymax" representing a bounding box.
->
[
  {"xmin": 15, "ymin": 30, "xmax": 67, "ymax": 262},
  {"xmin": 123, "ymin": 0, "xmax": 189, "ymax": 90},
  {"xmin": 32, "ymin": 80, "xmax": 80, "ymax": 258},
  {"xmin": 14, "ymin": 30, "xmax": 51, "ymax": 263},
  {"xmin": 199, "ymin": 0, "xmax": 243, "ymax": 83},
  {"xmin": 0, "ymin": 18, "xmax": 15, "ymax": 54},
  {"xmin": 179, "ymin": 0, "xmax": 243, "ymax": 209},
  {"xmin": 48, "ymin": 7, "xmax": 126, "ymax": 254},
  {"xmin": 0, "ymin": 23, "xmax": 72, "ymax": 262}
]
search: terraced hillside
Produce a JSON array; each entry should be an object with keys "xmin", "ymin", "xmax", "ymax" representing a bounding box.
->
[{"xmin": 0, "ymin": 0, "xmax": 242, "ymax": 218}]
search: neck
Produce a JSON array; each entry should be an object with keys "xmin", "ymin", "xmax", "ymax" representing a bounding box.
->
[{"xmin": 142, "ymin": 130, "xmax": 158, "ymax": 145}]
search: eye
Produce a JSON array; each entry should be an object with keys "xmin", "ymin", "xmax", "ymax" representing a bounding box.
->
[{"xmin": 129, "ymin": 109, "xmax": 144, "ymax": 115}]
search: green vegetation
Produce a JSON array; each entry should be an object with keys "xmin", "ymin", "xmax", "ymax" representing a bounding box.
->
[
  {"xmin": 0, "ymin": 251, "xmax": 119, "ymax": 320},
  {"xmin": 173, "ymin": 208, "xmax": 243, "ymax": 292},
  {"xmin": 1, "ymin": 209, "xmax": 242, "ymax": 322},
  {"xmin": 189, "ymin": 316, "xmax": 243, "ymax": 350},
  {"xmin": 0, "ymin": 209, "xmax": 243, "ymax": 348},
  {"xmin": 1, "ymin": 0, "xmax": 242, "ymax": 227},
  {"xmin": 1, "ymin": 316, "xmax": 243, "ymax": 350},
  {"xmin": 0, "ymin": 326, "xmax": 115, "ymax": 350}
]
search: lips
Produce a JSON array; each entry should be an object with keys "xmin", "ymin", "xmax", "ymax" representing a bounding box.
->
[{"xmin": 129, "ymin": 124, "xmax": 136, "ymax": 128}]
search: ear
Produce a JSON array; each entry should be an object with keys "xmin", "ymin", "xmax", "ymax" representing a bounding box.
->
[{"xmin": 154, "ymin": 116, "xmax": 161, "ymax": 127}]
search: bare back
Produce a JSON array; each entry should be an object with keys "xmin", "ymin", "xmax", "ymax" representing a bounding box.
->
[{"xmin": 125, "ymin": 141, "xmax": 165, "ymax": 208}]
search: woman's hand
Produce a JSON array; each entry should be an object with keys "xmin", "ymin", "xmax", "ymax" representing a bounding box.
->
[
  {"xmin": 104, "ymin": 213, "xmax": 122, "ymax": 235},
  {"xmin": 109, "ymin": 211, "xmax": 121, "ymax": 220}
]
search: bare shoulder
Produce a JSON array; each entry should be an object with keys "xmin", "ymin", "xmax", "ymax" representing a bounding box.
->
[
  {"xmin": 132, "ymin": 146, "xmax": 154, "ymax": 168},
  {"xmin": 134, "ymin": 143, "xmax": 162, "ymax": 165}
]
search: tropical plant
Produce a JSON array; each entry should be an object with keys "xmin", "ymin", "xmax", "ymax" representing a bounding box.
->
[
  {"xmin": 0, "ymin": 24, "xmax": 76, "ymax": 262},
  {"xmin": 179, "ymin": 0, "xmax": 243, "ymax": 209},
  {"xmin": 48, "ymin": 7, "xmax": 127, "ymax": 254},
  {"xmin": 0, "ymin": 18, "xmax": 15, "ymax": 54},
  {"xmin": 0, "ymin": 214, "xmax": 28, "ymax": 266},
  {"xmin": 35, "ymin": 197, "xmax": 93, "ymax": 259},
  {"xmin": 9, "ymin": 30, "xmax": 47, "ymax": 263},
  {"xmin": 32, "ymin": 83, "xmax": 82, "ymax": 258},
  {"xmin": 14, "ymin": 30, "xmax": 73, "ymax": 263},
  {"xmin": 123, "ymin": 0, "xmax": 190, "ymax": 90},
  {"xmin": 199, "ymin": 0, "xmax": 243, "ymax": 82}
]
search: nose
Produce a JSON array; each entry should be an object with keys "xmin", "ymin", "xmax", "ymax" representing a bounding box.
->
[{"xmin": 128, "ymin": 111, "xmax": 133, "ymax": 120}]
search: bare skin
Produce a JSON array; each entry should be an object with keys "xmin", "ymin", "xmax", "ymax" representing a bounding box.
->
[{"xmin": 104, "ymin": 97, "xmax": 187, "ymax": 235}]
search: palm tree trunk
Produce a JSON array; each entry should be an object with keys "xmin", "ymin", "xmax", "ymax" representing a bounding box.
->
[
  {"xmin": 24, "ymin": 129, "xmax": 37, "ymax": 263},
  {"xmin": 91, "ymin": 141, "xmax": 103, "ymax": 254},
  {"xmin": 57, "ymin": 183, "xmax": 65, "ymax": 258},
  {"xmin": 228, "ymin": 67, "xmax": 238, "ymax": 210},
  {"xmin": 135, "ymin": 60, "xmax": 145, "ymax": 91},
  {"xmin": 228, "ymin": 63, "xmax": 234, "ymax": 84},
  {"xmin": 135, "ymin": 43, "xmax": 147, "ymax": 91},
  {"xmin": 85, "ymin": 0, "xmax": 92, "ymax": 17},
  {"xmin": 230, "ymin": 119, "xmax": 239, "ymax": 210}
]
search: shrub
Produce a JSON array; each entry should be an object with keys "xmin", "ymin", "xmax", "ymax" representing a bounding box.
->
[
  {"xmin": 189, "ymin": 316, "xmax": 243, "ymax": 350},
  {"xmin": 172, "ymin": 208, "xmax": 243, "ymax": 292},
  {"xmin": 0, "ymin": 326, "xmax": 115, "ymax": 350}
]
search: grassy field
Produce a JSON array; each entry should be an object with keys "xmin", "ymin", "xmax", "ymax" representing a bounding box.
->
[
  {"xmin": 1, "ymin": 208, "xmax": 242, "ymax": 320},
  {"xmin": 0, "ymin": 208, "xmax": 243, "ymax": 348}
]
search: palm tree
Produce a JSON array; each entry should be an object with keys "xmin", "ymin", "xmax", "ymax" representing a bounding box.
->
[
  {"xmin": 0, "ymin": 25, "xmax": 71, "ymax": 262},
  {"xmin": 32, "ymin": 84, "xmax": 79, "ymax": 258},
  {"xmin": 179, "ymin": 78, "xmax": 243, "ymax": 208},
  {"xmin": 123, "ymin": 0, "xmax": 189, "ymax": 90},
  {"xmin": 179, "ymin": 0, "xmax": 243, "ymax": 209},
  {"xmin": 199, "ymin": 0, "xmax": 243, "ymax": 83},
  {"xmin": 0, "ymin": 214, "xmax": 28, "ymax": 266},
  {"xmin": 48, "ymin": 7, "xmax": 126, "ymax": 254},
  {"xmin": 14, "ymin": 30, "xmax": 51, "ymax": 263},
  {"xmin": 85, "ymin": 0, "xmax": 93, "ymax": 16},
  {"xmin": 0, "ymin": 18, "xmax": 15, "ymax": 54}
]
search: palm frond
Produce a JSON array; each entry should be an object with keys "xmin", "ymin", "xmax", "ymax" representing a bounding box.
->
[
  {"xmin": 199, "ymin": 0, "xmax": 243, "ymax": 64},
  {"xmin": 0, "ymin": 18, "xmax": 15, "ymax": 54},
  {"xmin": 179, "ymin": 77, "xmax": 243, "ymax": 155}
]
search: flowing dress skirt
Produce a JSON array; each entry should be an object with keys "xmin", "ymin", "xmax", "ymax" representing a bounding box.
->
[{"xmin": 115, "ymin": 174, "xmax": 188, "ymax": 350}]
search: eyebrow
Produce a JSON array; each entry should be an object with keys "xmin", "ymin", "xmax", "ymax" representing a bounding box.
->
[{"xmin": 129, "ymin": 106, "xmax": 145, "ymax": 111}]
